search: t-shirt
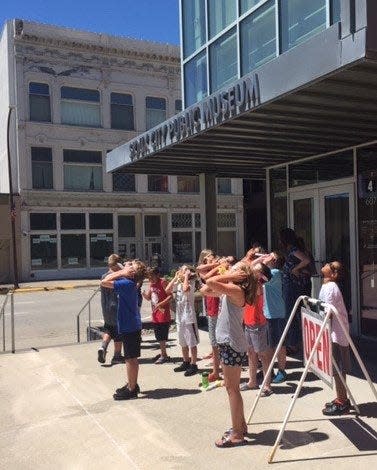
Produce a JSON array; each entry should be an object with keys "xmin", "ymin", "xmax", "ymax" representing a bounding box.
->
[
  {"xmin": 114, "ymin": 278, "xmax": 142, "ymax": 334},
  {"xmin": 205, "ymin": 296, "xmax": 220, "ymax": 317},
  {"xmin": 318, "ymin": 281, "xmax": 349, "ymax": 347},
  {"xmin": 263, "ymin": 269, "xmax": 286, "ymax": 319},
  {"xmin": 150, "ymin": 278, "xmax": 171, "ymax": 324},
  {"xmin": 244, "ymin": 292, "xmax": 266, "ymax": 327},
  {"xmin": 175, "ymin": 280, "xmax": 197, "ymax": 324}
]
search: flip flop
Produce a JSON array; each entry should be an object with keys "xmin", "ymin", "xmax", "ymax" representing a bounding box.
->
[
  {"xmin": 239, "ymin": 383, "xmax": 259, "ymax": 391},
  {"xmin": 260, "ymin": 389, "xmax": 273, "ymax": 397},
  {"xmin": 223, "ymin": 428, "xmax": 247, "ymax": 437},
  {"xmin": 215, "ymin": 435, "xmax": 247, "ymax": 448}
]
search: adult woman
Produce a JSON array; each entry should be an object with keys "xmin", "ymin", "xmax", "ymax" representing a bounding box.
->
[
  {"xmin": 201, "ymin": 265, "xmax": 258, "ymax": 448},
  {"xmin": 279, "ymin": 228, "xmax": 311, "ymax": 352}
]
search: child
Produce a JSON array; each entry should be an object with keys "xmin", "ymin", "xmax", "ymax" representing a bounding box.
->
[
  {"xmin": 319, "ymin": 261, "xmax": 351, "ymax": 415},
  {"xmin": 166, "ymin": 265, "xmax": 200, "ymax": 376},
  {"xmin": 201, "ymin": 265, "xmax": 258, "ymax": 448},
  {"xmin": 263, "ymin": 252, "xmax": 288, "ymax": 383},
  {"xmin": 142, "ymin": 267, "xmax": 172, "ymax": 364},
  {"xmin": 241, "ymin": 263, "xmax": 273, "ymax": 396},
  {"xmin": 98, "ymin": 254, "xmax": 124, "ymax": 365}
]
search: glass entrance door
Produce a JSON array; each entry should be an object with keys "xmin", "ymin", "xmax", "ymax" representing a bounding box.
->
[{"xmin": 290, "ymin": 183, "xmax": 357, "ymax": 333}]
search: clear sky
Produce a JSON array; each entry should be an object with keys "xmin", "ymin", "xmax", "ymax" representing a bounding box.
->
[{"xmin": 0, "ymin": 0, "xmax": 180, "ymax": 45}]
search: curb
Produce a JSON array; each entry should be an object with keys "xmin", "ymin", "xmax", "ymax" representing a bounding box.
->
[{"xmin": 7, "ymin": 283, "xmax": 99, "ymax": 294}]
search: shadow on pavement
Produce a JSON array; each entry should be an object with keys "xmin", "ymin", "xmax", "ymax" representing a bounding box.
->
[
  {"xmin": 248, "ymin": 427, "xmax": 328, "ymax": 449},
  {"xmin": 357, "ymin": 401, "xmax": 377, "ymax": 418},
  {"xmin": 140, "ymin": 388, "xmax": 201, "ymax": 399},
  {"xmin": 330, "ymin": 415, "xmax": 377, "ymax": 451}
]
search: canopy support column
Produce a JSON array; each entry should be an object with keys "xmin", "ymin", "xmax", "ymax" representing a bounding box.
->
[{"xmin": 199, "ymin": 173, "xmax": 218, "ymax": 254}]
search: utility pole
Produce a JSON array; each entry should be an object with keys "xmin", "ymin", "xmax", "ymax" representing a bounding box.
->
[{"xmin": 7, "ymin": 106, "xmax": 19, "ymax": 289}]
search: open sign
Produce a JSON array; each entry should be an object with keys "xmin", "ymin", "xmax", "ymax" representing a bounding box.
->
[{"xmin": 301, "ymin": 307, "xmax": 333, "ymax": 388}]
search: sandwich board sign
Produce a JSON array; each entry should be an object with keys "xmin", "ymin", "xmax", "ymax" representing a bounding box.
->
[{"xmin": 301, "ymin": 306, "xmax": 333, "ymax": 388}]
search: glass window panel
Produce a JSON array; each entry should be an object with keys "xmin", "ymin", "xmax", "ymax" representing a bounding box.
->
[
  {"xmin": 146, "ymin": 97, "xmax": 166, "ymax": 110},
  {"xmin": 111, "ymin": 93, "xmax": 133, "ymax": 105},
  {"xmin": 63, "ymin": 150, "xmax": 102, "ymax": 164},
  {"xmin": 270, "ymin": 167, "xmax": 287, "ymax": 249},
  {"xmin": 145, "ymin": 215, "xmax": 161, "ymax": 237},
  {"xmin": 61, "ymin": 100, "xmax": 101, "ymax": 127},
  {"xmin": 357, "ymin": 146, "xmax": 377, "ymax": 336},
  {"xmin": 89, "ymin": 213, "xmax": 113, "ymax": 229},
  {"xmin": 217, "ymin": 213, "xmax": 236, "ymax": 228},
  {"xmin": 90, "ymin": 233, "xmax": 114, "ymax": 267},
  {"xmin": 148, "ymin": 175, "xmax": 168, "ymax": 192},
  {"xmin": 31, "ymin": 147, "xmax": 52, "ymax": 162},
  {"xmin": 182, "ymin": 0, "xmax": 206, "ymax": 58},
  {"xmin": 172, "ymin": 232, "xmax": 193, "ymax": 263},
  {"xmin": 113, "ymin": 172, "xmax": 136, "ymax": 192},
  {"xmin": 111, "ymin": 92, "xmax": 134, "ymax": 130},
  {"xmin": 30, "ymin": 235, "xmax": 57, "ymax": 269},
  {"xmin": 289, "ymin": 151, "xmax": 354, "ymax": 188},
  {"xmin": 195, "ymin": 231, "xmax": 202, "ymax": 261},
  {"xmin": 29, "ymin": 83, "xmax": 49, "ymax": 95},
  {"xmin": 118, "ymin": 215, "xmax": 136, "ymax": 238},
  {"xmin": 177, "ymin": 175, "xmax": 199, "ymax": 193},
  {"xmin": 60, "ymin": 213, "xmax": 85, "ymax": 230},
  {"xmin": 184, "ymin": 51, "xmax": 208, "ymax": 107},
  {"xmin": 175, "ymin": 99, "xmax": 182, "ymax": 113},
  {"xmin": 32, "ymin": 161, "xmax": 53, "ymax": 189},
  {"xmin": 61, "ymin": 234, "xmax": 86, "ymax": 268},
  {"xmin": 30, "ymin": 213, "xmax": 56, "ymax": 230},
  {"xmin": 145, "ymin": 97, "xmax": 166, "ymax": 130},
  {"xmin": 331, "ymin": 0, "xmax": 341, "ymax": 23},
  {"xmin": 241, "ymin": 1, "xmax": 276, "ymax": 75},
  {"xmin": 210, "ymin": 28, "xmax": 238, "ymax": 93},
  {"xmin": 29, "ymin": 81, "xmax": 51, "ymax": 122},
  {"xmin": 293, "ymin": 198, "xmax": 314, "ymax": 255},
  {"xmin": 61, "ymin": 87, "xmax": 100, "ymax": 102},
  {"xmin": 172, "ymin": 213, "xmax": 192, "ymax": 228},
  {"xmin": 64, "ymin": 165, "xmax": 102, "ymax": 191},
  {"xmin": 208, "ymin": 0, "xmax": 237, "ymax": 38},
  {"xmin": 217, "ymin": 231, "xmax": 236, "ymax": 256},
  {"xmin": 217, "ymin": 177, "xmax": 232, "ymax": 194},
  {"xmin": 240, "ymin": 0, "xmax": 264, "ymax": 15},
  {"xmin": 195, "ymin": 213, "xmax": 201, "ymax": 228},
  {"xmin": 280, "ymin": 0, "xmax": 327, "ymax": 53}
]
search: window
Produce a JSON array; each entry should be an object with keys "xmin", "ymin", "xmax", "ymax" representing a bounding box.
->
[
  {"xmin": 29, "ymin": 82, "xmax": 51, "ymax": 122},
  {"xmin": 113, "ymin": 172, "xmax": 136, "ymax": 192},
  {"xmin": 269, "ymin": 167, "xmax": 287, "ymax": 250},
  {"xmin": 30, "ymin": 213, "xmax": 56, "ymax": 230},
  {"xmin": 63, "ymin": 150, "xmax": 102, "ymax": 191},
  {"xmin": 60, "ymin": 213, "xmax": 85, "ymax": 230},
  {"xmin": 171, "ymin": 212, "xmax": 201, "ymax": 264},
  {"xmin": 217, "ymin": 212, "xmax": 237, "ymax": 256},
  {"xmin": 61, "ymin": 234, "xmax": 86, "ymax": 268},
  {"xmin": 217, "ymin": 213, "xmax": 236, "ymax": 228},
  {"xmin": 177, "ymin": 176, "xmax": 199, "ymax": 193},
  {"xmin": 146, "ymin": 97, "xmax": 166, "ymax": 130},
  {"xmin": 280, "ymin": 0, "xmax": 327, "ymax": 53},
  {"xmin": 31, "ymin": 147, "xmax": 53, "ymax": 189},
  {"xmin": 331, "ymin": 0, "xmax": 341, "ymax": 23},
  {"xmin": 172, "ymin": 213, "xmax": 192, "ymax": 228},
  {"xmin": 210, "ymin": 28, "xmax": 238, "ymax": 93},
  {"xmin": 90, "ymin": 233, "xmax": 114, "ymax": 267},
  {"xmin": 172, "ymin": 232, "xmax": 193, "ymax": 263},
  {"xmin": 175, "ymin": 99, "xmax": 182, "ymax": 113},
  {"xmin": 30, "ymin": 235, "xmax": 57, "ymax": 269},
  {"xmin": 118, "ymin": 215, "xmax": 136, "ymax": 238},
  {"xmin": 184, "ymin": 51, "xmax": 208, "ymax": 107},
  {"xmin": 241, "ymin": 1, "xmax": 276, "ymax": 75},
  {"xmin": 89, "ymin": 213, "xmax": 113, "ymax": 229},
  {"xmin": 61, "ymin": 86, "xmax": 101, "ymax": 127},
  {"xmin": 145, "ymin": 215, "xmax": 161, "ymax": 237},
  {"xmin": 240, "ymin": 0, "xmax": 263, "ymax": 15},
  {"xmin": 111, "ymin": 92, "xmax": 134, "ymax": 130},
  {"xmin": 148, "ymin": 175, "xmax": 168, "ymax": 192},
  {"xmin": 182, "ymin": 0, "xmax": 206, "ymax": 58},
  {"xmin": 217, "ymin": 178, "xmax": 232, "ymax": 194},
  {"xmin": 208, "ymin": 0, "xmax": 237, "ymax": 38}
]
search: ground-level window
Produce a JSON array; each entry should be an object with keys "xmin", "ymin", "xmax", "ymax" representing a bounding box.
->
[
  {"xmin": 269, "ymin": 167, "xmax": 288, "ymax": 250},
  {"xmin": 90, "ymin": 233, "xmax": 114, "ymax": 267},
  {"xmin": 217, "ymin": 212, "xmax": 237, "ymax": 256},
  {"xmin": 61, "ymin": 234, "xmax": 86, "ymax": 268},
  {"xmin": 30, "ymin": 235, "xmax": 57, "ymax": 269},
  {"xmin": 171, "ymin": 212, "xmax": 201, "ymax": 264}
]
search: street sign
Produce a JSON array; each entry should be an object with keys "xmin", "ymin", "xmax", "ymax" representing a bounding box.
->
[{"xmin": 301, "ymin": 306, "xmax": 333, "ymax": 388}]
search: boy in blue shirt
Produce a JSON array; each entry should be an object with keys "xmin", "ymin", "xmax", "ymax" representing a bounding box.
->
[{"xmin": 101, "ymin": 260, "xmax": 147, "ymax": 400}]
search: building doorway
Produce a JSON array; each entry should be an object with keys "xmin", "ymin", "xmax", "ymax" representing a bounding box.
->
[{"xmin": 289, "ymin": 181, "xmax": 357, "ymax": 334}]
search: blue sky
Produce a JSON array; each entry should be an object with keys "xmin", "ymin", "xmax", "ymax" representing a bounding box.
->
[{"xmin": 1, "ymin": 0, "xmax": 180, "ymax": 45}]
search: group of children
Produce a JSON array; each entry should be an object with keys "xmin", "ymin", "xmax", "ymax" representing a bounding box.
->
[{"xmin": 99, "ymin": 246, "xmax": 352, "ymax": 447}]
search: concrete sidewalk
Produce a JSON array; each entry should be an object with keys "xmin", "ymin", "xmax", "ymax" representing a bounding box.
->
[
  {"xmin": 0, "ymin": 331, "xmax": 376, "ymax": 469},
  {"xmin": 1, "ymin": 278, "xmax": 100, "ymax": 294}
]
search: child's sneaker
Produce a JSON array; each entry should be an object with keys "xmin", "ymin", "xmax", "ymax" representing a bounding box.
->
[
  {"xmin": 322, "ymin": 399, "xmax": 351, "ymax": 416},
  {"xmin": 272, "ymin": 369, "xmax": 287, "ymax": 384},
  {"xmin": 184, "ymin": 364, "xmax": 198, "ymax": 376},
  {"xmin": 174, "ymin": 361, "xmax": 190, "ymax": 372},
  {"xmin": 113, "ymin": 386, "xmax": 138, "ymax": 400},
  {"xmin": 97, "ymin": 347, "xmax": 107, "ymax": 364},
  {"xmin": 111, "ymin": 355, "xmax": 125, "ymax": 365},
  {"xmin": 115, "ymin": 383, "xmax": 140, "ymax": 394},
  {"xmin": 155, "ymin": 355, "xmax": 170, "ymax": 364}
]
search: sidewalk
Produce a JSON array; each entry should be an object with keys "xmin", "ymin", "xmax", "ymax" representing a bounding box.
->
[
  {"xmin": 0, "ymin": 330, "xmax": 376, "ymax": 469},
  {"xmin": 0, "ymin": 278, "xmax": 100, "ymax": 294}
]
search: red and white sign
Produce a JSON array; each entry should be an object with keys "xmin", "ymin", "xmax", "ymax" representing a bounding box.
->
[{"xmin": 301, "ymin": 307, "xmax": 333, "ymax": 388}]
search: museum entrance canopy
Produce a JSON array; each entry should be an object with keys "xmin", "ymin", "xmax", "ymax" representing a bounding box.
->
[{"xmin": 107, "ymin": 21, "xmax": 377, "ymax": 178}]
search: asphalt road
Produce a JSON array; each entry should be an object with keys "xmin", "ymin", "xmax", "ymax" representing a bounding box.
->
[{"xmin": 1, "ymin": 287, "xmax": 153, "ymax": 351}]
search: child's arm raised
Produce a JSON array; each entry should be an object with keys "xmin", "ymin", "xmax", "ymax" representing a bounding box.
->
[{"xmin": 206, "ymin": 270, "xmax": 247, "ymax": 307}]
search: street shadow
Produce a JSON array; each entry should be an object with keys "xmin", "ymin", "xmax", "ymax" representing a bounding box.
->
[
  {"xmin": 284, "ymin": 382, "xmax": 324, "ymax": 398},
  {"xmin": 138, "ymin": 356, "xmax": 182, "ymax": 365},
  {"xmin": 140, "ymin": 387, "xmax": 201, "ymax": 400},
  {"xmin": 248, "ymin": 427, "xmax": 328, "ymax": 449},
  {"xmin": 356, "ymin": 401, "xmax": 377, "ymax": 418},
  {"xmin": 285, "ymin": 371, "xmax": 320, "ymax": 382},
  {"xmin": 330, "ymin": 416, "xmax": 377, "ymax": 451}
]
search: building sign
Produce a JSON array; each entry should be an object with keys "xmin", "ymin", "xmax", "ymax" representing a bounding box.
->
[
  {"xmin": 128, "ymin": 74, "xmax": 260, "ymax": 162},
  {"xmin": 301, "ymin": 306, "xmax": 333, "ymax": 387}
]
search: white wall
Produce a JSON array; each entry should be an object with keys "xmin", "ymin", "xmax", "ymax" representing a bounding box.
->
[{"xmin": 0, "ymin": 22, "xmax": 11, "ymax": 192}]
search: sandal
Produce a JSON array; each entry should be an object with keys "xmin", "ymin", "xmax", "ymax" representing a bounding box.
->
[
  {"xmin": 260, "ymin": 389, "xmax": 273, "ymax": 397},
  {"xmin": 239, "ymin": 383, "xmax": 259, "ymax": 391},
  {"xmin": 215, "ymin": 435, "xmax": 247, "ymax": 448},
  {"xmin": 223, "ymin": 427, "xmax": 247, "ymax": 437}
]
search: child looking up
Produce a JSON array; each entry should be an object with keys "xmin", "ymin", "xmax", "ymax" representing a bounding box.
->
[
  {"xmin": 142, "ymin": 267, "xmax": 172, "ymax": 364},
  {"xmin": 319, "ymin": 261, "xmax": 352, "ymax": 415}
]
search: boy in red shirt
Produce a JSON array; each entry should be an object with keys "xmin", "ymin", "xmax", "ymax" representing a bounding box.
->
[{"xmin": 143, "ymin": 267, "xmax": 172, "ymax": 364}]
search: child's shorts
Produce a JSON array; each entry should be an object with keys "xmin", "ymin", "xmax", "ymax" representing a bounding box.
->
[
  {"xmin": 154, "ymin": 322, "xmax": 170, "ymax": 342},
  {"xmin": 267, "ymin": 318, "xmax": 286, "ymax": 348},
  {"xmin": 103, "ymin": 323, "xmax": 122, "ymax": 341},
  {"xmin": 333, "ymin": 343, "xmax": 351, "ymax": 374},
  {"xmin": 177, "ymin": 322, "xmax": 199, "ymax": 348},
  {"xmin": 207, "ymin": 316, "xmax": 218, "ymax": 347},
  {"xmin": 218, "ymin": 343, "xmax": 246, "ymax": 367},
  {"xmin": 244, "ymin": 323, "xmax": 270, "ymax": 353}
]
